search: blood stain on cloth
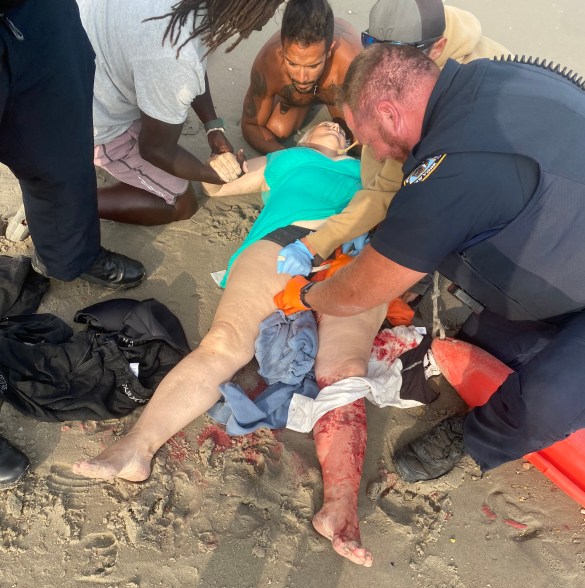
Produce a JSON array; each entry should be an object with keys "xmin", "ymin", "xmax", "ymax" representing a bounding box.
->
[{"xmin": 371, "ymin": 328, "xmax": 420, "ymax": 362}]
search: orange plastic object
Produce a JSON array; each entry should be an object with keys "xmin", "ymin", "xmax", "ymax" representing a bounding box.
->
[
  {"xmin": 431, "ymin": 338, "xmax": 585, "ymax": 508},
  {"xmin": 386, "ymin": 297, "xmax": 415, "ymax": 327}
]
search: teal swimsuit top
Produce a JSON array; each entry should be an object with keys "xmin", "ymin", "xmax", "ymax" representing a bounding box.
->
[{"xmin": 221, "ymin": 147, "xmax": 361, "ymax": 286}]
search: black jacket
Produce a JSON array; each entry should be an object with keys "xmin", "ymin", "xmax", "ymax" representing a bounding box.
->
[{"xmin": 0, "ymin": 298, "xmax": 190, "ymax": 421}]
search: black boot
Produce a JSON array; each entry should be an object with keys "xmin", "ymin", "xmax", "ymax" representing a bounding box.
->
[
  {"xmin": 32, "ymin": 247, "xmax": 146, "ymax": 290},
  {"xmin": 394, "ymin": 416, "xmax": 467, "ymax": 482},
  {"xmin": 0, "ymin": 436, "xmax": 30, "ymax": 489},
  {"xmin": 79, "ymin": 248, "xmax": 145, "ymax": 290}
]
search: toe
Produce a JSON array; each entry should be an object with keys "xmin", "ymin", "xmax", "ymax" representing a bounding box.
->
[{"xmin": 332, "ymin": 537, "xmax": 373, "ymax": 566}]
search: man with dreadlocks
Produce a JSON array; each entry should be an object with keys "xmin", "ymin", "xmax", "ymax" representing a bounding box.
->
[
  {"xmin": 241, "ymin": 0, "xmax": 361, "ymax": 154},
  {"xmin": 76, "ymin": 0, "xmax": 283, "ymax": 225}
]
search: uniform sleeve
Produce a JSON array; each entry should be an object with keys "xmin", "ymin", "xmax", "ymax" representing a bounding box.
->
[
  {"xmin": 371, "ymin": 152, "xmax": 536, "ymax": 273},
  {"xmin": 132, "ymin": 57, "xmax": 206, "ymax": 124},
  {"xmin": 305, "ymin": 151, "xmax": 404, "ymax": 258}
]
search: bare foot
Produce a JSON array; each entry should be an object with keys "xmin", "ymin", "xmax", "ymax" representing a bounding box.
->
[
  {"xmin": 72, "ymin": 434, "xmax": 153, "ymax": 482},
  {"xmin": 312, "ymin": 498, "xmax": 373, "ymax": 567}
]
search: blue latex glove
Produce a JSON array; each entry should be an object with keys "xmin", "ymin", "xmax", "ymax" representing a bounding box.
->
[
  {"xmin": 341, "ymin": 232, "xmax": 370, "ymax": 256},
  {"xmin": 276, "ymin": 239, "xmax": 314, "ymax": 276}
]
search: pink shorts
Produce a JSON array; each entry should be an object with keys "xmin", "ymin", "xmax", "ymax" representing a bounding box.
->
[{"xmin": 94, "ymin": 120, "xmax": 189, "ymax": 205}]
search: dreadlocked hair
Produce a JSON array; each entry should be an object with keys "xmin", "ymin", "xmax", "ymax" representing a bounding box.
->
[{"xmin": 147, "ymin": 0, "xmax": 285, "ymax": 56}]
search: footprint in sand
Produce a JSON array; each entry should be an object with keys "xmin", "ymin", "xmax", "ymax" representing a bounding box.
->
[
  {"xmin": 75, "ymin": 532, "xmax": 119, "ymax": 580},
  {"xmin": 46, "ymin": 463, "xmax": 101, "ymax": 495},
  {"xmin": 482, "ymin": 489, "xmax": 542, "ymax": 539},
  {"xmin": 193, "ymin": 202, "xmax": 261, "ymax": 243},
  {"xmin": 125, "ymin": 564, "xmax": 200, "ymax": 587},
  {"xmin": 376, "ymin": 487, "xmax": 449, "ymax": 533}
]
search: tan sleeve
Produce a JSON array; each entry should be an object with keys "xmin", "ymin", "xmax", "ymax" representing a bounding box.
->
[
  {"xmin": 305, "ymin": 147, "xmax": 404, "ymax": 259},
  {"xmin": 460, "ymin": 36, "xmax": 511, "ymax": 63}
]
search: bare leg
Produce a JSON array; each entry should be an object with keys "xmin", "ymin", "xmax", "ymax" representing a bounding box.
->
[
  {"xmin": 72, "ymin": 241, "xmax": 288, "ymax": 480},
  {"xmin": 311, "ymin": 305, "xmax": 386, "ymax": 567},
  {"xmin": 97, "ymin": 181, "xmax": 198, "ymax": 225}
]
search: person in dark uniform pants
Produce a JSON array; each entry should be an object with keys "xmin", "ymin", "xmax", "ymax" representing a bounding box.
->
[
  {"xmin": 0, "ymin": 0, "xmax": 145, "ymax": 487},
  {"xmin": 0, "ymin": 0, "xmax": 145, "ymax": 287},
  {"xmin": 276, "ymin": 43, "xmax": 585, "ymax": 483}
]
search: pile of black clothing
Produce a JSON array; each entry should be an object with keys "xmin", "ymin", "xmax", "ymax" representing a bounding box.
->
[{"xmin": 0, "ymin": 255, "xmax": 190, "ymax": 422}]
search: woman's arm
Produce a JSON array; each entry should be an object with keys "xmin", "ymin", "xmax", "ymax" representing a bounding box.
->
[{"xmin": 201, "ymin": 156, "xmax": 268, "ymax": 197}]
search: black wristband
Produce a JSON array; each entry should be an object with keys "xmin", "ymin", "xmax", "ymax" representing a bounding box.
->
[
  {"xmin": 299, "ymin": 281, "xmax": 316, "ymax": 309},
  {"xmin": 204, "ymin": 118, "xmax": 224, "ymax": 132}
]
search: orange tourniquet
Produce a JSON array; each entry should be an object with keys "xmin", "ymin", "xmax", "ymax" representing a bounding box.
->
[{"xmin": 275, "ymin": 250, "xmax": 414, "ymax": 325}]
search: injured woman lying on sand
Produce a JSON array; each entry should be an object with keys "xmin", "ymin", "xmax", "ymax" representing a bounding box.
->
[{"xmin": 73, "ymin": 121, "xmax": 391, "ymax": 567}]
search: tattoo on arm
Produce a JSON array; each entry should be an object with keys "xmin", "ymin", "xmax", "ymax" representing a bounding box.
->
[
  {"xmin": 250, "ymin": 67, "xmax": 267, "ymax": 97},
  {"xmin": 243, "ymin": 94, "xmax": 258, "ymax": 119}
]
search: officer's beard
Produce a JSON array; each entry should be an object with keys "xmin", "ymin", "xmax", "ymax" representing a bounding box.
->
[{"xmin": 380, "ymin": 125, "xmax": 411, "ymax": 162}]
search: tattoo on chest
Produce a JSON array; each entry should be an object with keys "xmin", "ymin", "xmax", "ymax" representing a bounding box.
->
[
  {"xmin": 323, "ymin": 83, "xmax": 341, "ymax": 102},
  {"xmin": 281, "ymin": 84, "xmax": 310, "ymax": 106},
  {"xmin": 279, "ymin": 82, "xmax": 340, "ymax": 108}
]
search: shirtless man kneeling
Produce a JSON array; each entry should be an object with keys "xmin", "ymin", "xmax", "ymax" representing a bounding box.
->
[{"xmin": 241, "ymin": 0, "xmax": 361, "ymax": 154}]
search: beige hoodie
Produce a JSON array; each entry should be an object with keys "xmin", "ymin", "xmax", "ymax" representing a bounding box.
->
[{"xmin": 305, "ymin": 6, "xmax": 511, "ymax": 260}]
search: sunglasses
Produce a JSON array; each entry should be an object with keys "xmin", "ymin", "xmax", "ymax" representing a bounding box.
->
[{"xmin": 361, "ymin": 31, "xmax": 441, "ymax": 52}]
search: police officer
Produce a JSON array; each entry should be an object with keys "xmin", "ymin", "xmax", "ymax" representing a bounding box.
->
[
  {"xmin": 0, "ymin": 0, "xmax": 145, "ymax": 487},
  {"xmin": 276, "ymin": 43, "xmax": 585, "ymax": 482},
  {"xmin": 0, "ymin": 0, "xmax": 145, "ymax": 287}
]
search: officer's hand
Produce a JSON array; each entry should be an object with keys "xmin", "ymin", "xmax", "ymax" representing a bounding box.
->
[
  {"xmin": 276, "ymin": 240, "xmax": 314, "ymax": 276},
  {"xmin": 274, "ymin": 275, "xmax": 312, "ymax": 315},
  {"xmin": 341, "ymin": 232, "xmax": 370, "ymax": 256},
  {"xmin": 208, "ymin": 152, "xmax": 242, "ymax": 183},
  {"xmin": 207, "ymin": 129, "xmax": 234, "ymax": 155}
]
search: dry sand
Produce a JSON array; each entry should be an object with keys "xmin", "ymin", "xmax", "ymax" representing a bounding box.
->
[{"xmin": 1, "ymin": 1, "xmax": 585, "ymax": 586}]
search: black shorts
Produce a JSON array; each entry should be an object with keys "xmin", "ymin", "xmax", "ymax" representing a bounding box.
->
[{"xmin": 261, "ymin": 225, "xmax": 312, "ymax": 247}]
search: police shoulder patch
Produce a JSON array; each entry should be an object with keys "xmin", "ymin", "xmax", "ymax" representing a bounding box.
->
[{"xmin": 403, "ymin": 154, "xmax": 446, "ymax": 185}]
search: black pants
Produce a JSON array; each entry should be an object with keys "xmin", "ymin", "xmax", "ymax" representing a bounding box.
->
[
  {"xmin": 459, "ymin": 309, "xmax": 585, "ymax": 471},
  {"xmin": 0, "ymin": 0, "xmax": 100, "ymax": 280}
]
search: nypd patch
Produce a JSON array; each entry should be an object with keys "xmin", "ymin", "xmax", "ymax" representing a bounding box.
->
[{"xmin": 404, "ymin": 154, "xmax": 446, "ymax": 185}]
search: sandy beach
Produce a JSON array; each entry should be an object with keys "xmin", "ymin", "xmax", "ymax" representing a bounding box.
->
[{"xmin": 1, "ymin": 1, "xmax": 585, "ymax": 586}]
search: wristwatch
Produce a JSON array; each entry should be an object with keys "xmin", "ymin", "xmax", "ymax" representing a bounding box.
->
[
  {"xmin": 204, "ymin": 118, "xmax": 225, "ymax": 135},
  {"xmin": 299, "ymin": 281, "xmax": 316, "ymax": 309}
]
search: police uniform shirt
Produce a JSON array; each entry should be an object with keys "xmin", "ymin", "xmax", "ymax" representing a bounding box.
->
[{"xmin": 370, "ymin": 151, "xmax": 539, "ymax": 274}]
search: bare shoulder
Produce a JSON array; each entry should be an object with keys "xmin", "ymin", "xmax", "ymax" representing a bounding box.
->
[
  {"xmin": 325, "ymin": 18, "xmax": 361, "ymax": 83},
  {"xmin": 249, "ymin": 30, "xmax": 285, "ymax": 91},
  {"xmin": 333, "ymin": 18, "xmax": 362, "ymax": 54}
]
